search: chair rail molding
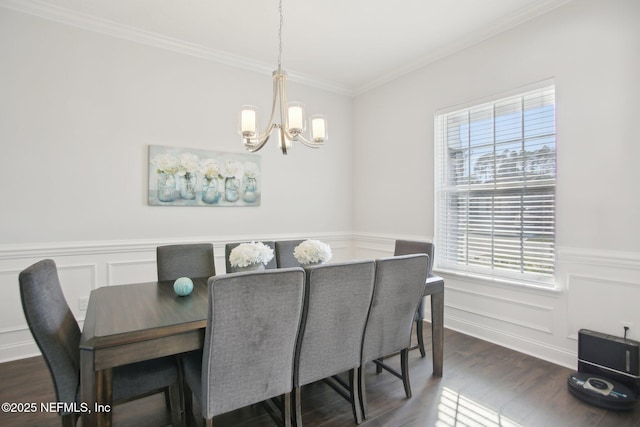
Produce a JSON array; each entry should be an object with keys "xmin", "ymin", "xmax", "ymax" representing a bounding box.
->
[
  {"xmin": 0, "ymin": 232, "xmax": 352, "ymax": 362},
  {"xmin": 2, "ymin": 234, "xmax": 638, "ymax": 366}
]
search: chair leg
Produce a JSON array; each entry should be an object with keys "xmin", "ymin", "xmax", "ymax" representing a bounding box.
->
[
  {"xmin": 283, "ymin": 392, "xmax": 292, "ymax": 427},
  {"xmin": 165, "ymin": 388, "xmax": 172, "ymax": 411},
  {"xmin": 375, "ymin": 358, "xmax": 383, "ymax": 374},
  {"xmin": 168, "ymin": 381, "xmax": 183, "ymax": 427},
  {"xmin": 348, "ymin": 369, "xmax": 363, "ymax": 424},
  {"xmin": 358, "ymin": 365, "xmax": 368, "ymax": 420},
  {"xmin": 416, "ymin": 318, "xmax": 426, "ymax": 358},
  {"xmin": 292, "ymin": 386, "xmax": 303, "ymax": 427},
  {"xmin": 61, "ymin": 413, "xmax": 77, "ymax": 427},
  {"xmin": 183, "ymin": 383, "xmax": 195, "ymax": 427},
  {"xmin": 400, "ymin": 348, "xmax": 412, "ymax": 398}
]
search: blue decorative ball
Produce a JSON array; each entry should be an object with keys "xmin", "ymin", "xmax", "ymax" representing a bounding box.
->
[{"xmin": 173, "ymin": 277, "xmax": 193, "ymax": 296}]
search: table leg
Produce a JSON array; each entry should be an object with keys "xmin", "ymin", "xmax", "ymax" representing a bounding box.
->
[
  {"xmin": 80, "ymin": 348, "xmax": 96, "ymax": 427},
  {"xmin": 431, "ymin": 291, "xmax": 444, "ymax": 377},
  {"xmin": 80, "ymin": 349, "xmax": 114, "ymax": 427},
  {"xmin": 95, "ymin": 369, "xmax": 113, "ymax": 427}
]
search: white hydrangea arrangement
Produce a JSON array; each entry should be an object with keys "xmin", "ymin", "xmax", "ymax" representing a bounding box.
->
[
  {"xmin": 229, "ymin": 242, "xmax": 274, "ymax": 268},
  {"xmin": 151, "ymin": 153, "xmax": 179, "ymax": 175},
  {"xmin": 177, "ymin": 153, "xmax": 200, "ymax": 176},
  {"xmin": 199, "ymin": 158, "xmax": 221, "ymax": 179},
  {"xmin": 294, "ymin": 240, "xmax": 333, "ymax": 265},
  {"xmin": 221, "ymin": 159, "xmax": 243, "ymax": 179}
]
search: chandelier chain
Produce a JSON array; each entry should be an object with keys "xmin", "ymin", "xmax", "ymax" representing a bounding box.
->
[{"xmin": 277, "ymin": 0, "xmax": 283, "ymax": 71}]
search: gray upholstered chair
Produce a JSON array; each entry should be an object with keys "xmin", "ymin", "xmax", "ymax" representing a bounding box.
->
[
  {"xmin": 224, "ymin": 241, "xmax": 277, "ymax": 273},
  {"xmin": 394, "ymin": 239, "xmax": 435, "ymax": 357},
  {"xmin": 292, "ymin": 261, "xmax": 375, "ymax": 426},
  {"xmin": 19, "ymin": 259, "xmax": 183, "ymax": 427},
  {"xmin": 275, "ymin": 239, "xmax": 305, "ymax": 268},
  {"xmin": 157, "ymin": 243, "xmax": 216, "ymax": 281},
  {"xmin": 182, "ymin": 268, "xmax": 305, "ymax": 427},
  {"xmin": 358, "ymin": 254, "xmax": 429, "ymax": 420}
]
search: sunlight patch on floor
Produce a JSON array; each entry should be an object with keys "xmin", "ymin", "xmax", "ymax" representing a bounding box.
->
[{"xmin": 436, "ymin": 387, "xmax": 522, "ymax": 427}]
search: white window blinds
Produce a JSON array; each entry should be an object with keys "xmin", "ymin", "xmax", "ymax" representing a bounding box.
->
[{"xmin": 435, "ymin": 85, "xmax": 556, "ymax": 284}]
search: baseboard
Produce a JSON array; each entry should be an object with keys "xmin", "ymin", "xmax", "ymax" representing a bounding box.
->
[{"xmin": 445, "ymin": 315, "xmax": 576, "ymax": 369}]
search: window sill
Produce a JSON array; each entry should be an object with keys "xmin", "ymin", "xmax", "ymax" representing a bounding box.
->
[{"xmin": 433, "ymin": 267, "xmax": 561, "ymax": 295}]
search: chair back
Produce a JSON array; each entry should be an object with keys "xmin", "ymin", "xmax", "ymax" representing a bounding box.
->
[
  {"xmin": 201, "ymin": 268, "xmax": 305, "ymax": 419},
  {"xmin": 394, "ymin": 240, "xmax": 434, "ymax": 273},
  {"xmin": 275, "ymin": 239, "xmax": 305, "ymax": 268},
  {"xmin": 19, "ymin": 259, "xmax": 80, "ymax": 411},
  {"xmin": 295, "ymin": 261, "xmax": 375, "ymax": 387},
  {"xmin": 225, "ymin": 241, "xmax": 277, "ymax": 273},
  {"xmin": 361, "ymin": 254, "xmax": 429, "ymax": 363},
  {"xmin": 157, "ymin": 243, "xmax": 215, "ymax": 281}
]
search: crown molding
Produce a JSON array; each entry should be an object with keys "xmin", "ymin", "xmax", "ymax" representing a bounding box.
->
[
  {"xmin": 2, "ymin": 0, "xmax": 573, "ymax": 97},
  {"xmin": 0, "ymin": 0, "xmax": 355, "ymax": 96}
]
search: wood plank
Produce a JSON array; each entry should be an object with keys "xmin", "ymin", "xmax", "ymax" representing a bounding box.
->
[{"xmin": 3, "ymin": 327, "xmax": 640, "ymax": 427}]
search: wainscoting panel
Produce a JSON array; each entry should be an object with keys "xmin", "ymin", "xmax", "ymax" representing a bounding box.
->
[
  {"xmin": 107, "ymin": 259, "xmax": 157, "ymax": 286},
  {"xmin": 445, "ymin": 285, "xmax": 554, "ymax": 335},
  {"xmin": 353, "ymin": 234, "xmax": 640, "ymax": 369},
  {"xmin": 0, "ymin": 268, "xmax": 27, "ymax": 333},
  {"xmin": 0, "ymin": 233, "xmax": 352, "ymax": 362},
  {"xmin": 567, "ymin": 274, "xmax": 640, "ymax": 341},
  {"xmin": 4, "ymin": 234, "xmax": 636, "ymax": 366}
]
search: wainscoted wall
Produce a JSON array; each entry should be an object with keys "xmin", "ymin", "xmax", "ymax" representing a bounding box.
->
[
  {"xmin": 0, "ymin": 233, "xmax": 352, "ymax": 362},
  {"xmin": 4, "ymin": 234, "xmax": 639, "ymax": 369},
  {"xmin": 353, "ymin": 233, "xmax": 640, "ymax": 369}
]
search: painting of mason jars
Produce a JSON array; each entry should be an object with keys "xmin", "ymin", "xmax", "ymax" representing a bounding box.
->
[{"xmin": 148, "ymin": 145, "xmax": 261, "ymax": 206}]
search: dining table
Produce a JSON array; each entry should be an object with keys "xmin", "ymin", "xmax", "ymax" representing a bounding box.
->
[{"xmin": 79, "ymin": 274, "xmax": 445, "ymax": 427}]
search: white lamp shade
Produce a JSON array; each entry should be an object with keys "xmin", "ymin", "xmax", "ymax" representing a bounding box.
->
[
  {"xmin": 311, "ymin": 115, "xmax": 328, "ymax": 142},
  {"xmin": 286, "ymin": 102, "xmax": 305, "ymax": 133},
  {"xmin": 239, "ymin": 105, "xmax": 258, "ymax": 137}
]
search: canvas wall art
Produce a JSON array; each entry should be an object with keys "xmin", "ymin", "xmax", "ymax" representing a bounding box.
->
[{"xmin": 148, "ymin": 145, "xmax": 261, "ymax": 206}]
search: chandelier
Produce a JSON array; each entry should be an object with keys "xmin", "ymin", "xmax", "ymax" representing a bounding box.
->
[{"xmin": 238, "ymin": 0, "xmax": 328, "ymax": 155}]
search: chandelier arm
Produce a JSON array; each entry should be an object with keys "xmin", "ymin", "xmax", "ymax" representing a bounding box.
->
[
  {"xmin": 277, "ymin": 72, "xmax": 288, "ymax": 131},
  {"xmin": 295, "ymin": 133, "xmax": 324, "ymax": 148},
  {"xmin": 244, "ymin": 70, "xmax": 282, "ymax": 152},
  {"xmin": 264, "ymin": 71, "xmax": 282, "ymax": 137},
  {"xmin": 280, "ymin": 124, "xmax": 323, "ymax": 148},
  {"xmin": 243, "ymin": 126, "xmax": 275, "ymax": 152}
]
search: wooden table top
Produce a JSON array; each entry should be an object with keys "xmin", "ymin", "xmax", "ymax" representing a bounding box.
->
[
  {"xmin": 80, "ymin": 277, "xmax": 210, "ymax": 350},
  {"xmin": 80, "ymin": 274, "xmax": 444, "ymax": 351}
]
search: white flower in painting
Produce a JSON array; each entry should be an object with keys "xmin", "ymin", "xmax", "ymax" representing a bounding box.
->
[
  {"xmin": 178, "ymin": 153, "xmax": 200, "ymax": 176},
  {"xmin": 199, "ymin": 158, "xmax": 221, "ymax": 179},
  {"xmin": 221, "ymin": 159, "xmax": 243, "ymax": 178},
  {"xmin": 243, "ymin": 162, "xmax": 259, "ymax": 178},
  {"xmin": 294, "ymin": 240, "xmax": 333, "ymax": 265},
  {"xmin": 151, "ymin": 153, "xmax": 179, "ymax": 175},
  {"xmin": 229, "ymin": 242, "xmax": 274, "ymax": 267}
]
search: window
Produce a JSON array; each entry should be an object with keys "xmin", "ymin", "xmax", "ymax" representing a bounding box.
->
[{"xmin": 434, "ymin": 84, "xmax": 556, "ymax": 285}]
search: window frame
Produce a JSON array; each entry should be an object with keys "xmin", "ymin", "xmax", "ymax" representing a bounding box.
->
[{"xmin": 433, "ymin": 80, "xmax": 557, "ymax": 287}]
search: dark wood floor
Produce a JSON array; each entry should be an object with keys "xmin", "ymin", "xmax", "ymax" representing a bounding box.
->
[{"xmin": 2, "ymin": 326, "xmax": 640, "ymax": 427}]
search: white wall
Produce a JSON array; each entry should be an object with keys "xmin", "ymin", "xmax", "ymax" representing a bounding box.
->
[
  {"xmin": 353, "ymin": 0, "xmax": 640, "ymax": 367},
  {"xmin": 0, "ymin": 8, "xmax": 354, "ymax": 244},
  {"xmin": 0, "ymin": 8, "xmax": 354, "ymax": 360},
  {"xmin": 2, "ymin": 0, "xmax": 640, "ymax": 368}
]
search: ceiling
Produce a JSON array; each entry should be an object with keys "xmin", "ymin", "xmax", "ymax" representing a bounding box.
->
[{"xmin": 3, "ymin": 0, "xmax": 571, "ymax": 95}]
